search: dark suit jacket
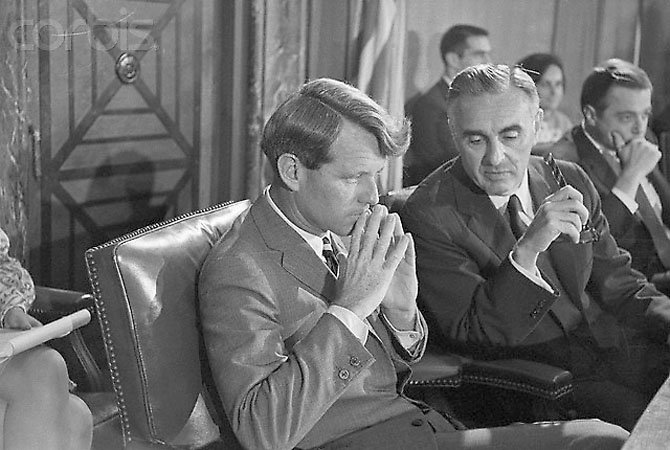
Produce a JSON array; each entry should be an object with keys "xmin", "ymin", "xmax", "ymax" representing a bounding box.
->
[
  {"xmin": 400, "ymin": 156, "xmax": 670, "ymax": 365},
  {"xmin": 552, "ymin": 125, "xmax": 670, "ymax": 279},
  {"xmin": 199, "ymin": 193, "xmax": 451, "ymax": 450},
  {"xmin": 404, "ymin": 79, "xmax": 458, "ymax": 186}
]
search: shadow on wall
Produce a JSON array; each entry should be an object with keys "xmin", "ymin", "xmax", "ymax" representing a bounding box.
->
[{"xmin": 46, "ymin": 149, "xmax": 168, "ymax": 292}]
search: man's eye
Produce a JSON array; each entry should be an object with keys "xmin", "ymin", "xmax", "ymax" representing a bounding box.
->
[
  {"xmin": 502, "ymin": 131, "xmax": 520, "ymax": 140},
  {"xmin": 619, "ymin": 114, "xmax": 633, "ymax": 122},
  {"xmin": 468, "ymin": 136, "xmax": 484, "ymax": 145}
]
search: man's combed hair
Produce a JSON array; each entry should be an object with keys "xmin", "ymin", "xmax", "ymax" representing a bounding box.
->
[
  {"xmin": 580, "ymin": 58, "xmax": 653, "ymax": 112},
  {"xmin": 261, "ymin": 78, "xmax": 411, "ymax": 175},
  {"xmin": 446, "ymin": 64, "xmax": 539, "ymax": 113}
]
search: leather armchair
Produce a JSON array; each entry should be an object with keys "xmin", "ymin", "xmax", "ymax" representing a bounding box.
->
[
  {"xmin": 84, "ymin": 200, "xmax": 252, "ymax": 449},
  {"xmin": 381, "ymin": 186, "xmax": 575, "ymax": 427},
  {"xmin": 82, "ymin": 197, "xmax": 573, "ymax": 448}
]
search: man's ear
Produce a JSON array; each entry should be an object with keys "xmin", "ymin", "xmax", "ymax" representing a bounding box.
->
[
  {"xmin": 277, "ymin": 153, "xmax": 300, "ymax": 191},
  {"xmin": 444, "ymin": 51, "xmax": 460, "ymax": 70},
  {"xmin": 534, "ymin": 107, "xmax": 544, "ymax": 135},
  {"xmin": 583, "ymin": 105, "xmax": 597, "ymax": 126}
]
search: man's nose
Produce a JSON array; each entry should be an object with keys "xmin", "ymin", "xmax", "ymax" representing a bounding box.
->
[
  {"xmin": 632, "ymin": 115, "xmax": 648, "ymax": 135},
  {"xmin": 359, "ymin": 177, "xmax": 380, "ymax": 206},
  {"xmin": 483, "ymin": 139, "xmax": 505, "ymax": 165}
]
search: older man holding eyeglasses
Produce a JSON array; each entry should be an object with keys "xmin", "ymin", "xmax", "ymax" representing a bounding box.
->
[{"xmin": 401, "ymin": 63, "xmax": 670, "ymax": 432}]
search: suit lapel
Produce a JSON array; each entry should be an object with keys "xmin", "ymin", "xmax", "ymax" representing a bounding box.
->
[
  {"xmin": 251, "ymin": 195, "xmax": 337, "ymax": 302},
  {"xmin": 448, "ymin": 160, "xmax": 517, "ymax": 262},
  {"xmin": 649, "ymin": 168, "xmax": 670, "ymax": 226}
]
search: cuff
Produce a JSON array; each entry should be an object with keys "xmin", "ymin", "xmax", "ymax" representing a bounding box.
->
[
  {"xmin": 508, "ymin": 251, "xmax": 555, "ymax": 293},
  {"xmin": 380, "ymin": 308, "xmax": 424, "ymax": 354},
  {"xmin": 327, "ymin": 305, "xmax": 369, "ymax": 344},
  {"xmin": 612, "ymin": 186, "xmax": 639, "ymax": 214}
]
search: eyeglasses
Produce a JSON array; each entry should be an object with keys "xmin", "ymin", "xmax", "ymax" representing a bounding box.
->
[{"xmin": 544, "ymin": 153, "xmax": 600, "ymax": 244}]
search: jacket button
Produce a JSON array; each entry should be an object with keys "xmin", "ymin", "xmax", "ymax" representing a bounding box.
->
[
  {"xmin": 349, "ymin": 356, "xmax": 361, "ymax": 367},
  {"xmin": 338, "ymin": 369, "xmax": 350, "ymax": 380},
  {"xmin": 530, "ymin": 309, "xmax": 539, "ymax": 318},
  {"xmin": 411, "ymin": 418, "xmax": 424, "ymax": 426}
]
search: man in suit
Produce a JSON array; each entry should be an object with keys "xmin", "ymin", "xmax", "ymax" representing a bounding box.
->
[
  {"xmin": 401, "ymin": 64, "xmax": 670, "ymax": 431},
  {"xmin": 199, "ymin": 78, "xmax": 628, "ymax": 449},
  {"xmin": 550, "ymin": 60, "xmax": 670, "ymax": 291},
  {"xmin": 404, "ymin": 24, "xmax": 491, "ymax": 187}
]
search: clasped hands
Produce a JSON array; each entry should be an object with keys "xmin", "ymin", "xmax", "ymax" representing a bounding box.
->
[
  {"xmin": 611, "ymin": 131, "xmax": 661, "ymax": 198},
  {"xmin": 333, "ymin": 204, "xmax": 418, "ymax": 329}
]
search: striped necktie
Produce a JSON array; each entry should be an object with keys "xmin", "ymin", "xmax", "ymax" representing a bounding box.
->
[{"xmin": 322, "ymin": 236, "xmax": 339, "ymax": 277}]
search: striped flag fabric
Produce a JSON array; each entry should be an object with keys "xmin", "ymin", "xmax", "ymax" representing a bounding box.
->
[{"xmin": 350, "ymin": 0, "xmax": 407, "ymax": 193}]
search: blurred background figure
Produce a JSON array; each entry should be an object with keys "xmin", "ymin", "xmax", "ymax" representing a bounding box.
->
[
  {"xmin": 517, "ymin": 53, "xmax": 573, "ymax": 156},
  {"xmin": 404, "ymin": 24, "xmax": 491, "ymax": 186}
]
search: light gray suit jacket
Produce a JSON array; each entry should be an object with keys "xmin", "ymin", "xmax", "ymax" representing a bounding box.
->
[{"xmin": 199, "ymin": 193, "xmax": 449, "ymax": 450}]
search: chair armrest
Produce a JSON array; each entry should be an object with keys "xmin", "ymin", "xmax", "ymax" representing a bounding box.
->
[
  {"xmin": 407, "ymin": 348, "xmax": 573, "ymax": 401},
  {"xmin": 29, "ymin": 286, "xmax": 111, "ymax": 393},
  {"xmin": 31, "ymin": 286, "xmax": 95, "ymax": 317},
  {"xmin": 462, "ymin": 359, "xmax": 573, "ymax": 401},
  {"xmin": 407, "ymin": 351, "xmax": 464, "ymax": 387}
]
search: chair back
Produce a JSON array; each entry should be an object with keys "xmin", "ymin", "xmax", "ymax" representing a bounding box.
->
[{"xmin": 85, "ymin": 200, "xmax": 251, "ymax": 448}]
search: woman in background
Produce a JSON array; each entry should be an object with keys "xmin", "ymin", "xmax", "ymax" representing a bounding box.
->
[
  {"xmin": 0, "ymin": 227, "xmax": 92, "ymax": 450},
  {"xmin": 517, "ymin": 53, "xmax": 573, "ymax": 156}
]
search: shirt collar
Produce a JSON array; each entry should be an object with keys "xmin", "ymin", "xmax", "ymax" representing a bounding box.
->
[
  {"xmin": 265, "ymin": 186, "xmax": 341, "ymax": 257},
  {"xmin": 488, "ymin": 171, "xmax": 533, "ymax": 215}
]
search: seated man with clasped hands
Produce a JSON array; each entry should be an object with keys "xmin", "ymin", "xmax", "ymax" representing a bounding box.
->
[{"xmin": 199, "ymin": 77, "xmax": 628, "ymax": 449}]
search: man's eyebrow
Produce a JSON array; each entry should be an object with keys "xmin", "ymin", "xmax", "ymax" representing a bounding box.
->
[
  {"xmin": 500, "ymin": 125, "xmax": 522, "ymax": 134},
  {"xmin": 461, "ymin": 129, "xmax": 485, "ymax": 137}
]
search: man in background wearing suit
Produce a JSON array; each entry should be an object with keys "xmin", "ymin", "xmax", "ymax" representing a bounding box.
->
[
  {"xmin": 550, "ymin": 60, "xmax": 670, "ymax": 292},
  {"xmin": 404, "ymin": 24, "xmax": 491, "ymax": 186},
  {"xmin": 199, "ymin": 78, "xmax": 628, "ymax": 449},
  {"xmin": 401, "ymin": 64, "xmax": 670, "ymax": 431}
]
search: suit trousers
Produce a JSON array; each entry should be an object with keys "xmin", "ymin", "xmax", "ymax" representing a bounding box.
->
[
  {"xmin": 314, "ymin": 408, "xmax": 628, "ymax": 449},
  {"xmin": 488, "ymin": 324, "xmax": 670, "ymax": 431}
]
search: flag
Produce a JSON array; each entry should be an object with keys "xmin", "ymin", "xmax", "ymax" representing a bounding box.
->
[{"xmin": 350, "ymin": 0, "xmax": 406, "ymax": 193}]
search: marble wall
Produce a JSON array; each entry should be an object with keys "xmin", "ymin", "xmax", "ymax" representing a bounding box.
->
[{"xmin": 0, "ymin": 0, "xmax": 32, "ymax": 263}]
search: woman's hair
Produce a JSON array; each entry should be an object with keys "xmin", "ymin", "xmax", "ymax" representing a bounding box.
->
[{"xmin": 516, "ymin": 53, "xmax": 565, "ymax": 86}]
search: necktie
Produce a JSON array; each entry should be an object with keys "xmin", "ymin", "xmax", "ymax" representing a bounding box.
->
[
  {"xmin": 507, "ymin": 194, "xmax": 527, "ymax": 240},
  {"xmin": 322, "ymin": 236, "xmax": 339, "ymax": 277}
]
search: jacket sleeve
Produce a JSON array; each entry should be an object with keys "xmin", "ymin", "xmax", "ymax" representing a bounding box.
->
[
  {"xmin": 199, "ymin": 246, "xmax": 376, "ymax": 450},
  {"xmin": 401, "ymin": 201, "xmax": 559, "ymax": 347},
  {"xmin": 567, "ymin": 164, "xmax": 670, "ymax": 335}
]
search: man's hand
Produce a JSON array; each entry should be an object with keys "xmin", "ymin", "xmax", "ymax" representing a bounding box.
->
[
  {"xmin": 613, "ymin": 131, "xmax": 661, "ymax": 198},
  {"xmin": 380, "ymin": 213, "xmax": 419, "ymax": 329},
  {"xmin": 2, "ymin": 307, "xmax": 42, "ymax": 330},
  {"xmin": 513, "ymin": 186, "xmax": 589, "ymax": 271},
  {"xmin": 333, "ymin": 204, "xmax": 414, "ymax": 321}
]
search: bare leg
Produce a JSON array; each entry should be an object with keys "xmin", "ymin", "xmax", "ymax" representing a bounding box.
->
[{"xmin": 0, "ymin": 346, "xmax": 92, "ymax": 450}]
